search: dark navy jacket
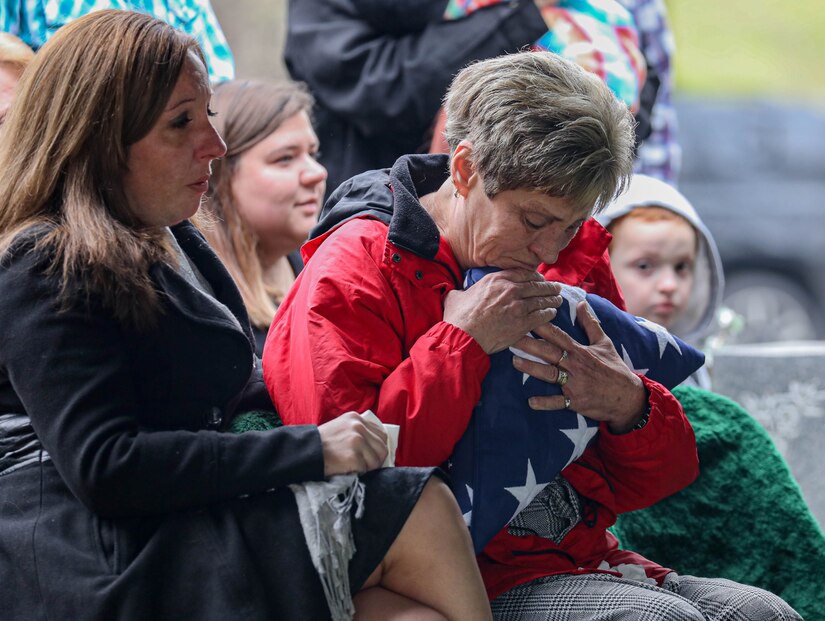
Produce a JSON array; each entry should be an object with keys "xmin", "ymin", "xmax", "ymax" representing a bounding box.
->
[{"xmin": 285, "ymin": 0, "xmax": 548, "ymax": 195}]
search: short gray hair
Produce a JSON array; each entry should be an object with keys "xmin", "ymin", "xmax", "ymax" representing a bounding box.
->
[{"xmin": 444, "ymin": 51, "xmax": 635, "ymax": 213}]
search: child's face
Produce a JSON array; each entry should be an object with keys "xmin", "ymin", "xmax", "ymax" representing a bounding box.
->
[{"xmin": 609, "ymin": 216, "xmax": 697, "ymax": 329}]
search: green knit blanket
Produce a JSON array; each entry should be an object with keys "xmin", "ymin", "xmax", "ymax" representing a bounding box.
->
[
  {"xmin": 228, "ymin": 409, "xmax": 282, "ymax": 434},
  {"xmin": 612, "ymin": 385, "xmax": 825, "ymax": 619}
]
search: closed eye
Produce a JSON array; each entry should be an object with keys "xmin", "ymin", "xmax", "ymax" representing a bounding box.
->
[
  {"xmin": 273, "ymin": 153, "xmax": 295, "ymax": 165},
  {"xmin": 171, "ymin": 112, "xmax": 192, "ymax": 129}
]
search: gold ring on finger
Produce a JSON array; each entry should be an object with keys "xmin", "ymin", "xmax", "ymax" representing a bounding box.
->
[
  {"xmin": 557, "ymin": 369, "xmax": 569, "ymax": 386},
  {"xmin": 558, "ymin": 350, "xmax": 568, "ymax": 366}
]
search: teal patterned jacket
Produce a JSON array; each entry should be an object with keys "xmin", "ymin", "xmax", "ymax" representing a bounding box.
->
[{"xmin": 0, "ymin": 0, "xmax": 234, "ymax": 81}]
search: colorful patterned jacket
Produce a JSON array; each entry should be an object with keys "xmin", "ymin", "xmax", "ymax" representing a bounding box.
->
[{"xmin": 1, "ymin": 0, "xmax": 234, "ymax": 81}]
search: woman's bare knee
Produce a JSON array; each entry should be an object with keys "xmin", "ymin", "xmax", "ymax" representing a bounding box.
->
[
  {"xmin": 411, "ymin": 477, "xmax": 466, "ymax": 528},
  {"xmin": 354, "ymin": 587, "xmax": 448, "ymax": 621}
]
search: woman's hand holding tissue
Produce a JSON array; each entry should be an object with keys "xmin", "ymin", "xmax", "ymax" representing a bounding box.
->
[{"xmin": 318, "ymin": 411, "xmax": 389, "ymax": 476}]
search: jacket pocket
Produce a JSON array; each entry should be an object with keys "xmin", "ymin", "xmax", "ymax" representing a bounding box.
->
[
  {"xmin": 90, "ymin": 515, "xmax": 119, "ymax": 574},
  {"xmin": 89, "ymin": 515, "xmax": 157, "ymax": 575}
]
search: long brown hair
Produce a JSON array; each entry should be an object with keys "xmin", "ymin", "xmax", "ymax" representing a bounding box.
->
[
  {"xmin": 202, "ymin": 79, "xmax": 314, "ymax": 330},
  {"xmin": 0, "ymin": 10, "xmax": 204, "ymax": 329}
]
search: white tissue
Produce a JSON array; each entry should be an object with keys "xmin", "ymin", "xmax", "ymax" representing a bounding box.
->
[{"xmin": 360, "ymin": 410, "xmax": 399, "ymax": 467}]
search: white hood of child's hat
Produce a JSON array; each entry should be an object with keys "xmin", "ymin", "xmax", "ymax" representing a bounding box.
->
[{"xmin": 596, "ymin": 175, "xmax": 725, "ymax": 344}]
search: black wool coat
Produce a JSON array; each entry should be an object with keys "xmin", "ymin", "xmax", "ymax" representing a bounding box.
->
[{"xmin": 0, "ymin": 222, "xmax": 427, "ymax": 620}]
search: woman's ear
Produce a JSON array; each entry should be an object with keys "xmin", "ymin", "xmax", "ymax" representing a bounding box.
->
[{"xmin": 450, "ymin": 140, "xmax": 476, "ymax": 199}]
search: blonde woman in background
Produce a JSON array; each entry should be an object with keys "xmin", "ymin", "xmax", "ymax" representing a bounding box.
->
[
  {"xmin": 202, "ymin": 79, "xmax": 326, "ymax": 354},
  {"xmin": 0, "ymin": 32, "xmax": 34, "ymax": 125}
]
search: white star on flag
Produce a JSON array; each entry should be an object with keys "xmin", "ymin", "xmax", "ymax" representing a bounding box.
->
[
  {"xmin": 561, "ymin": 413, "xmax": 600, "ymax": 465},
  {"xmin": 510, "ymin": 336, "xmax": 545, "ymax": 385},
  {"xmin": 504, "ymin": 459, "xmax": 550, "ymax": 522},
  {"xmin": 462, "ymin": 484, "xmax": 474, "ymax": 526},
  {"xmin": 561, "ymin": 285, "xmax": 589, "ymax": 325},
  {"xmin": 635, "ymin": 317, "xmax": 682, "ymax": 357},
  {"xmin": 621, "ymin": 344, "xmax": 648, "ymax": 376}
]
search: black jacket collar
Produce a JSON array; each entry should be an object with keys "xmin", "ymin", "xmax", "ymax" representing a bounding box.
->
[{"xmin": 311, "ymin": 154, "xmax": 449, "ymax": 260}]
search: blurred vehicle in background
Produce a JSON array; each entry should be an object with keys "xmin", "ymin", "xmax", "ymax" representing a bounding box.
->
[{"xmin": 676, "ymin": 97, "xmax": 825, "ymax": 344}]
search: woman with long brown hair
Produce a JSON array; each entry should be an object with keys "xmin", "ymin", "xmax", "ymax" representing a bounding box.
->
[
  {"xmin": 202, "ymin": 79, "xmax": 326, "ymax": 353},
  {"xmin": 0, "ymin": 10, "xmax": 491, "ymax": 621}
]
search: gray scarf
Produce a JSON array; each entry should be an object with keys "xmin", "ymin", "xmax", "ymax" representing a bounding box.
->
[{"xmin": 290, "ymin": 475, "xmax": 366, "ymax": 621}]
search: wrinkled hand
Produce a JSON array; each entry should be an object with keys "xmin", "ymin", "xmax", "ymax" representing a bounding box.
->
[
  {"xmin": 443, "ymin": 269, "xmax": 562, "ymax": 354},
  {"xmin": 512, "ymin": 301, "xmax": 648, "ymax": 434},
  {"xmin": 318, "ymin": 411, "xmax": 389, "ymax": 477}
]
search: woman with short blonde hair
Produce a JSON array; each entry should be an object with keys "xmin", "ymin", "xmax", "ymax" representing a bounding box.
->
[{"xmin": 267, "ymin": 50, "xmax": 802, "ymax": 620}]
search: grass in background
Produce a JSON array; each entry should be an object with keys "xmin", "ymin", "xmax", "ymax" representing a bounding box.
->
[{"xmin": 666, "ymin": 0, "xmax": 825, "ymax": 103}]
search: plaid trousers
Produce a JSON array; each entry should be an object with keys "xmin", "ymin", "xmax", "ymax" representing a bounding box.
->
[{"xmin": 491, "ymin": 572, "xmax": 803, "ymax": 620}]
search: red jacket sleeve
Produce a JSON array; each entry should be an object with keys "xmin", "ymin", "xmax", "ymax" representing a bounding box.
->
[
  {"xmin": 576, "ymin": 377, "xmax": 699, "ymax": 513},
  {"xmin": 564, "ymin": 377, "xmax": 699, "ymax": 515},
  {"xmin": 264, "ymin": 220, "xmax": 490, "ymax": 466}
]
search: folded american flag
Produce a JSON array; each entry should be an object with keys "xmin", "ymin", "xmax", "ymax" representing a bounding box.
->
[{"xmin": 449, "ymin": 267, "xmax": 705, "ymax": 553}]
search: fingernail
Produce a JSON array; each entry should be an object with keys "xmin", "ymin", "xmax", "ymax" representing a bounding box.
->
[
  {"xmin": 528, "ymin": 397, "xmax": 538, "ymax": 409},
  {"xmin": 513, "ymin": 356, "xmax": 523, "ymax": 367}
]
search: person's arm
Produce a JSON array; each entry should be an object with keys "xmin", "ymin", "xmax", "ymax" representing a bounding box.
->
[
  {"xmin": 511, "ymin": 298, "xmax": 699, "ymax": 508},
  {"xmin": 580, "ymin": 376, "xmax": 699, "ymax": 513},
  {"xmin": 264, "ymin": 219, "xmax": 491, "ymax": 467},
  {"xmin": 285, "ymin": 0, "xmax": 547, "ymax": 141},
  {"xmin": 0, "ymin": 249, "xmax": 325, "ymax": 519}
]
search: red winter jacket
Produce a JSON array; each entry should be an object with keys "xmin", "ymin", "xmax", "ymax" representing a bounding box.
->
[{"xmin": 264, "ymin": 154, "xmax": 699, "ymax": 599}]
